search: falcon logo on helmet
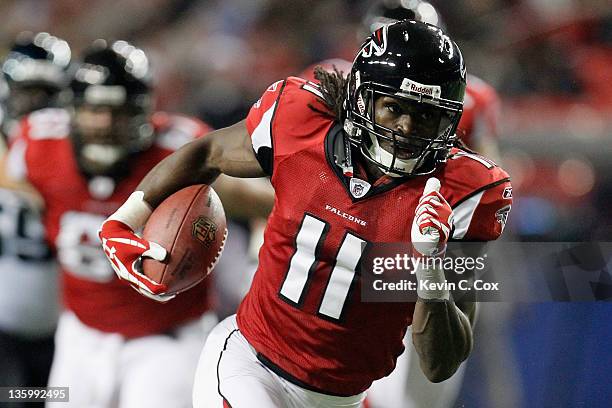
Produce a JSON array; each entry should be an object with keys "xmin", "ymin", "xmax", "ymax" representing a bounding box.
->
[{"xmin": 360, "ymin": 25, "xmax": 389, "ymax": 58}]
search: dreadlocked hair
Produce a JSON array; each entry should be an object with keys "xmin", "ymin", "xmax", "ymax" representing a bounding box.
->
[
  {"xmin": 306, "ymin": 65, "xmax": 349, "ymax": 122},
  {"xmin": 452, "ymin": 129, "xmax": 479, "ymax": 155}
]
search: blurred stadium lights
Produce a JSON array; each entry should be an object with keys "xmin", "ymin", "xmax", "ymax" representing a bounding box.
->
[{"xmin": 557, "ymin": 157, "xmax": 596, "ymax": 197}]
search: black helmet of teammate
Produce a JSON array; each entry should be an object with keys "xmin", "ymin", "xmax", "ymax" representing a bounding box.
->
[
  {"xmin": 70, "ymin": 39, "xmax": 154, "ymax": 178},
  {"xmin": 2, "ymin": 32, "xmax": 71, "ymax": 117},
  {"xmin": 363, "ymin": 0, "xmax": 446, "ymax": 35},
  {"xmin": 344, "ymin": 20, "xmax": 466, "ymax": 177},
  {"xmin": 70, "ymin": 39, "xmax": 152, "ymax": 113}
]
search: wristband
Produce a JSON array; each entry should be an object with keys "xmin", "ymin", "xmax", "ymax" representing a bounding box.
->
[
  {"xmin": 415, "ymin": 254, "xmax": 450, "ymax": 301},
  {"xmin": 107, "ymin": 191, "xmax": 152, "ymax": 231}
]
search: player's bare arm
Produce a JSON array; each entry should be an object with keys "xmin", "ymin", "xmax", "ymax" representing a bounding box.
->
[
  {"xmin": 406, "ymin": 178, "xmax": 476, "ymax": 382},
  {"xmin": 413, "ymin": 242, "xmax": 479, "ymax": 383},
  {"xmin": 210, "ymin": 176, "xmax": 272, "ymax": 220},
  {"xmin": 412, "ymin": 299, "xmax": 475, "ymax": 383},
  {"xmin": 138, "ymin": 119, "xmax": 266, "ymax": 208}
]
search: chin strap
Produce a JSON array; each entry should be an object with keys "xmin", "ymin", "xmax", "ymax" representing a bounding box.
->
[{"xmin": 335, "ymin": 122, "xmax": 354, "ymax": 177}]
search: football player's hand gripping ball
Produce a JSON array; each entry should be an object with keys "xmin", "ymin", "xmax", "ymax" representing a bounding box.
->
[{"xmin": 98, "ymin": 192, "xmax": 175, "ymax": 302}]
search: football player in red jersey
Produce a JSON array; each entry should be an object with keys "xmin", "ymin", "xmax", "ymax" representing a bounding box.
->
[
  {"xmin": 6, "ymin": 40, "xmax": 220, "ymax": 408},
  {"xmin": 99, "ymin": 21, "xmax": 512, "ymax": 408}
]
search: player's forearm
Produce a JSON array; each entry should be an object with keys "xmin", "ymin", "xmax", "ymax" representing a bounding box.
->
[
  {"xmin": 137, "ymin": 120, "xmax": 265, "ymax": 210},
  {"xmin": 411, "ymin": 299, "xmax": 473, "ymax": 383},
  {"xmin": 137, "ymin": 138, "xmax": 221, "ymax": 208},
  {"xmin": 212, "ymin": 175, "xmax": 273, "ymax": 220}
]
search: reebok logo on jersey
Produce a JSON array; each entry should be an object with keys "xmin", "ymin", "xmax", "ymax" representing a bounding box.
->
[
  {"xmin": 503, "ymin": 187, "xmax": 513, "ymax": 199},
  {"xmin": 400, "ymin": 78, "xmax": 441, "ymax": 99},
  {"xmin": 325, "ymin": 205, "xmax": 367, "ymax": 226}
]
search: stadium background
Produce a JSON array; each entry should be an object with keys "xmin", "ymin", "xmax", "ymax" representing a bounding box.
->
[{"xmin": 1, "ymin": 0, "xmax": 611, "ymax": 406}]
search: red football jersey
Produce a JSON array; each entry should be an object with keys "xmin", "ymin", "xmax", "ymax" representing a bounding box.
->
[
  {"xmin": 238, "ymin": 77, "xmax": 512, "ymax": 395},
  {"xmin": 11, "ymin": 108, "xmax": 213, "ymax": 338}
]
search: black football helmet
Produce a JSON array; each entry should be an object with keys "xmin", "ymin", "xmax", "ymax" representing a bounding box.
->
[
  {"xmin": 70, "ymin": 39, "xmax": 154, "ymax": 177},
  {"xmin": 363, "ymin": 0, "xmax": 446, "ymax": 35},
  {"xmin": 2, "ymin": 32, "xmax": 71, "ymax": 118},
  {"xmin": 344, "ymin": 20, "xmax": 466, "ymax": 177}
]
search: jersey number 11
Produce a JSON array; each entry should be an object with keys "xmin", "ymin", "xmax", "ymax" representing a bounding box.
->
[{"xmin": 279, "ymin": 214, "xmax": 367, "ymax": 321}]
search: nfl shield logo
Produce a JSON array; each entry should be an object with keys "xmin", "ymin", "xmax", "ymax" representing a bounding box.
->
[
  {"xmin": 350, "ymin": 178, "xmax": 371, "ymax": 199},
  {"xmin": 192, "ymin": 216, "xmax": 217, "ymax": 247}
]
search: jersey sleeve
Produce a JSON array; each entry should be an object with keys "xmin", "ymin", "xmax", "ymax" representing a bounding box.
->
[
  {"xmin": 246, "ymin": 80, "xmax": 286, "ymax": 176},
  {"xmin": 451, "ymin": 178, "xmax": 512, "ymax": 241},
  {"xmin": 246, "ymin": 77, "xmax": 332, "ymax": 178}
]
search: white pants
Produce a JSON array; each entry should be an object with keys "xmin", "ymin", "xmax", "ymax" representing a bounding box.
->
[
  {"xmin": 366, "ymin": 326, "xmax": 466, "ymax": 408},
  {"xmin": 193, "ymin": 315, "xmax": 366, "ymax": 408},
  {"xmin": 47, "ymin": 311, "xmax": 217, "ymax": 408}
]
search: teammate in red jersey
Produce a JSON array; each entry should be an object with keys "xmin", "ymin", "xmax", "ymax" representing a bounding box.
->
[
  {"xmin": 99, "ymin": 21, "xmax": 512, "ymax": 408},
  {"xmin": 7, "ymin": 40, "xmax": 218, "ymax": 407}
]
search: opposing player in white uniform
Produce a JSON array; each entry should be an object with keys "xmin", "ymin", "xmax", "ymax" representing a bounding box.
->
[{"xmin": 0, "ymin": 32, "xmax": 70, "ymax": 399}]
